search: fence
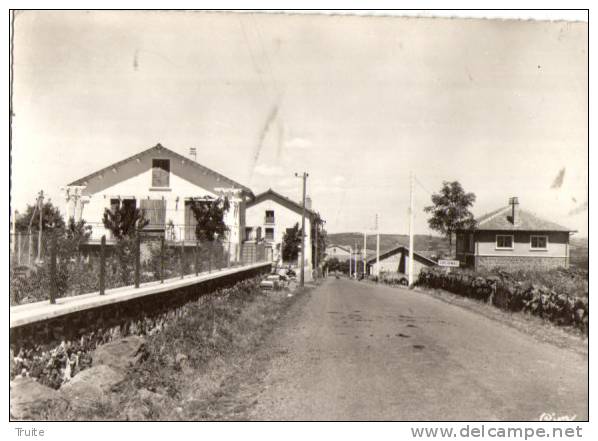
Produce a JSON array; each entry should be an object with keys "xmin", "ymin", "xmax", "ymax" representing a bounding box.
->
[{"xmin": 10, "ymin": 232, "xmax": 268, "ymax": 306}]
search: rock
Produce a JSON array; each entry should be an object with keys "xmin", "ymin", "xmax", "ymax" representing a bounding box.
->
[
  {"xmin": 60, "ymin": 365, "xmax": 125, "ymax": 412},
  {"xmin": 93, "ymin": 336, "xmax": 146, "ymax": 373},
  {"xmin": 10, "ymin": 377, "xmax": 68, "ymax": 420},
  {"xmin": 124, "ymin": 388, "xmax": 175, "ymax": 421}
]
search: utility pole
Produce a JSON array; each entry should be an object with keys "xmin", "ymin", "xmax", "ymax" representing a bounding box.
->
[
  {"xmin": 408, "ymin": 173, "xmax": 415, "ymax": 287},
  {"xmin": 354, "ymin": 240, "xmax": 358, "ymax": 278},
  {"xmin": 314, "ymin": 220, "xmax": 318, "ymax": 279},
  {"xmin": 37, "ymin": 191, "xmax": 44, "ymax": 263},
  {"xmin": 376, "ymin": 214, "xmax": 380, "ymax": 277},
  {"xmin": 363, "ymin": 231, "xmax": 367, "ymax": 277},
  {"xmin": 295, "ymin": 172, "xmax": 308, "ymax": 287}
]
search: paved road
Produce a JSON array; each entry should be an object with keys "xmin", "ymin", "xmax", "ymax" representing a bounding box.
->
[{"xmin": 248, "ymin": 278, "xmax": 588, "ymax": 421}]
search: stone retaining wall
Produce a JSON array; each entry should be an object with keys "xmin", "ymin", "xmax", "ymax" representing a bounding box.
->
[{"xmin": 10, "ymin": 263, "xmax": 270, "ymax": 355}]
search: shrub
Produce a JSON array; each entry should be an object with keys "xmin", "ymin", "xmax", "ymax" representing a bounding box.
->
[{"xmin": 416, "ymin": 267, "xmax": 588, "ymax": 334}]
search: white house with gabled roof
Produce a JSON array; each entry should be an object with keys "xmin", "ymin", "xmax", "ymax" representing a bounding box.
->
[{"xmin": 62, "ymin": 143, "xmax": 254, "ymax": 261}]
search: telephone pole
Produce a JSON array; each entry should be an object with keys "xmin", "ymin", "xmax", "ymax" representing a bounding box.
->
[
  {"xmin": 363, "ymin": 231, "xmax": 367, "ymax": 277},
  {"xmin": 408, "ymin": 173, "xmax": 415, "ymax": 287},
  {"xmin": 375, "ymin": 214, "xmax": 380, "ymax": 277},
  {"xmin": 295, "ymin": 172, "xmax": 308, "ymax": 287},
  {"xmin": 37, "ymin": 190, "xmax": 44, "ymax": 262}
]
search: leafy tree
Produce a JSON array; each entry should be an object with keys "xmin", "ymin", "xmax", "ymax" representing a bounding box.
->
[
  {"xmin": 311, "ymin": 212, "xmax": 327, "ymax": 269},
  {"xmin": 423, "ymin": 181, "xmax": 476, "ymax": 247},
  {"xmin": 15, "ymin": 199, "xmax": 65, "ymax": 234},
  {"xmin": 282, "ymin": 222, "xmax": 301, "ymax": 262},
  {"xmin": 102, "ymin": 203, "xmax": 149, "ymax": 240},
  {"xmin": 102, "ymin": 203, "xmax": 149, "ymax": 285},
  {"xmin": 188, "ymin": 197, "xmax": 230, "ymax": 242}
]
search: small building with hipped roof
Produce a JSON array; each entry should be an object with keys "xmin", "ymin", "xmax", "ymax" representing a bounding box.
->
[{"xmin": 455, "ymin": 197, "xmax": 576, "ymax": 271}]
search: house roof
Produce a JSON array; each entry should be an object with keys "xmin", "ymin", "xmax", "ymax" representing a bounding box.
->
[
  {"xmin": 366, "ymin": 246, "xmax": 437, "ymax": 267},
  {"xmin": 327, "ymin": 244, "xmax": 351, "ymax": 253},
  {"xmin": 68, "ymin": 143, "xmax": 253, "ymax": 196},
  {"xmin": 247, "ymin": 188, "xmax": 317, "ymax": 219},
  {"xmin": 470, "ymin": 206, "xmax": 574, "ymax": 232}
]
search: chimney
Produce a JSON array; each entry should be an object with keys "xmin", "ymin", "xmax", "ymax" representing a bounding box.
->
[
  {"xmin": 189, "ymin": 147, "xmax": 197, "ymax": 162},
  {"xmin": 508, "ymin": 197, "xmax": 520, "ymax": 226},
  {"xmin": 305, "ymin": 196, "xmax": 312, "ymax": 210}
]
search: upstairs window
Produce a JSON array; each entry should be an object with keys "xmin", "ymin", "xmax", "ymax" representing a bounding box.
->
[
  {"xmin": 496, "ymin": 235, "xmax": 514, "ymax": 249},
  {"xmin": 265, "ymin": 210, "xmax": 275, "ymax": 224},
  {"xmin": 530, "ymin": 235, "xmax": 548, "ymax": 250},
  {"xmin": 152, "ymin": 159, "xmax": 170, "ymax": 187}
]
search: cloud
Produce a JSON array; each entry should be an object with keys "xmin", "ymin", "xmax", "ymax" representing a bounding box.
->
[
  {"xmin": 285, "ymin": 137, "xmax": 312, "ymax": 150},
  {"xmin": 254, "ymin": 164, "xmax": 285, "ymax": 177}
]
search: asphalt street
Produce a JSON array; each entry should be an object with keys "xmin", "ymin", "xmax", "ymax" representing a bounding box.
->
[{"xmin": 248, "ymin": 278, "xmax": 588, "ymax": 421}]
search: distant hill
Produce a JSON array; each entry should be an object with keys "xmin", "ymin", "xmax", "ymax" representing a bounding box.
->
[{"xmin": 327, "ymin": 232, "xmax": 451, "ymax": 259}]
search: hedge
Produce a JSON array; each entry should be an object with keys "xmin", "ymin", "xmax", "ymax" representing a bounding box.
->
[{"xmin": 416, "ymin": 267, "xmax": 588, "ymax": 334}]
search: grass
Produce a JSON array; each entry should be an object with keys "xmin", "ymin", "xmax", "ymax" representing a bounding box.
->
[{"xmin": 39, "ymin": 277, "xmax": 310, "ymax": 421}]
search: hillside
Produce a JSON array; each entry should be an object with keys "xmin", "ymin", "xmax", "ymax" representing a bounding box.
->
[{"xmin": 327, "ymin": 232, "xmax": 452, "ymax": 258}]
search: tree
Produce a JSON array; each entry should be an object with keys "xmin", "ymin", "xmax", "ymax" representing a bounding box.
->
[
  {"xmin": 188, "ymin": 197, "xmax": 230, "ymax": 242},
  {"xmin": 311, "ymin": 212, "xmax": 327, "ymax": 268},
  {"xmin": 15, "ymin": 199, "xmax": 65, "ymax": 234},
  {"xmin": 423, "ymin": 181, "xmax": 476, "ymax": 248},
  {"xmin": 282, "ymin": 222, "xmax": 301, "ymax": 262},
  {"xmin": 102, "ymin": 203, "xmax": 149, "ymax": 240}
]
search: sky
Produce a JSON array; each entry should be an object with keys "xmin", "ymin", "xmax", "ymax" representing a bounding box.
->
[{"xmin": 11, "ymin": 11, "xmax": 588, "ymax": 236}]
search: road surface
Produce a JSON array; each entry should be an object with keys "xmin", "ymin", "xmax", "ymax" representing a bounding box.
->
[{"xmin": 247, "ymin": 278, "xmax": 588, "ymax": 421}]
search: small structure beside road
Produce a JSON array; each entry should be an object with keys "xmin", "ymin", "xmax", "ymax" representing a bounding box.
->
[
  {"xmin": 455, "ymin": 197, "xmax": 576, "ymax": 271},
  {"xmin": 367, "ymin": 246, "xmax": 437, "ymax": 280}
]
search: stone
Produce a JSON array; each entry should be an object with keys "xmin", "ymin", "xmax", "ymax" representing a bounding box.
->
[
  {"xmin": 124, "ymin": 388, "xmax": 175, "ymax": 421},
  {"xmin": 60, "ymin": 365, "xmax": 125, "ymax": 412},
  {"xmin": 92, "ymin": 336, "xmax": 146, "ymax": 372},
  {"xmin": 10, "ymin": 376, "xmax": 68, "ymax": 420}
]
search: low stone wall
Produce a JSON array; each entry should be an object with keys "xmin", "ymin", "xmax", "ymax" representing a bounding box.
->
[
  {"xmin": 476, "ymin": 255, "xmax": 568, "ymax": 271},
  {"xmin": 11, "ymin": 263, "xmax": 270, "ymax": 361}
]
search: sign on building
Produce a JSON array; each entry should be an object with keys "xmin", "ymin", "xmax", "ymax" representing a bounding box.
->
[{"xmin": 438, "ymin": 259, "xmax": 460, "ymax": 268}]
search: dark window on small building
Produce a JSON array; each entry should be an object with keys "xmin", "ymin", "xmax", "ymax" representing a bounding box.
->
[
  {"xmin": 152, "ymin": 159, "xmax": 170, "ymax": 187},
  {"xmin": 265, "ymin": 210, "xmax": 275, "ymax": 224},
  {"xmin": 265, "ymin": 228, "xmax": 274, "ymax": 240},
  {"xmin": 496, "ymin": 235, "xmax": 514, "ymax": 249},
  {"xmin": 530, "ymin": 235, "xmax": 548, "ymax": 249}
]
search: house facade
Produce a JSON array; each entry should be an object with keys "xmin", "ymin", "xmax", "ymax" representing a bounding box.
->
[
  {"xmin": 245, "ymin": 189, "xmax": 315, "ymax": 269},
  {"xmin": 62, "ymin": 144, "xmax": 253, "ymax": 261},
  {"xmin": 325, "ymin": 245, "xmax": 352, "ymax": 261},
  {"xmin": 455, "ymin": 197, "xmax": 575, "ymax": 271},
  {"xmin": 367, "ymin": 246, "xmax": 437, "ymax": 278}
]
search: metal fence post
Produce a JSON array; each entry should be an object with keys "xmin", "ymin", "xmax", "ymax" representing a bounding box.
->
[
  {"xmin": 160, "ymin": 236, "xmax": 165, "ymax": 284},
  {"xmin": 134, "ymin": 234, "xmax": 140, "ymax": 288},
  {"xmin": 49, "ymin": 234, "xmax": 57, "ymax": 304},
  {"xmin": 180, "ymin": 240, "xmax": 184, "ymax": 279},
  {"xmin": 99, "ymin": 235, "xmax": 106, "ymax": 295},
  {"xmin": 195, "ymin": 240, "xmax": 199, "ymax": 276}
]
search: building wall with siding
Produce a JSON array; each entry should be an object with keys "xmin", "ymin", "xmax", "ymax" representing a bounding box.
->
[{"xmin": 245, "ymin": 199, "xmax": 313, "ymax": 267}]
